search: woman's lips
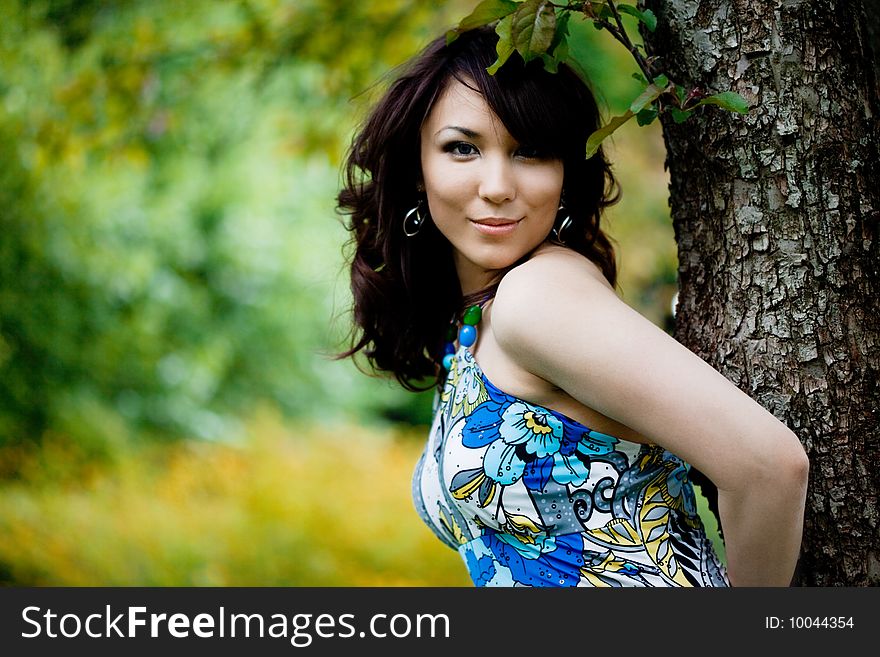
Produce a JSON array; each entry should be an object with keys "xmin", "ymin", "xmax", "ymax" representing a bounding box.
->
[{"xmin": 470, "ymin": 218, "xmax": 521, "ymax": 236}]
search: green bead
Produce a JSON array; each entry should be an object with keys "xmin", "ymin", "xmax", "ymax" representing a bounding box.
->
[
  {"xmin": 462, "ymin": 305, "xmax": 482, "ymax": 326},
  {"xmin": 445, "ymin": 324, "xmax": 457, "ymax": 341}
]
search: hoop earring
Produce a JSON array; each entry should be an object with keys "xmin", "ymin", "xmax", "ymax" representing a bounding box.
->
[
  {"xmin": 403, "ymin": 198, "xmax": 428, "ymax": 237},
  {"xmin": 551, "ymin": 201, "xmax": 573, "ymax": 244}
]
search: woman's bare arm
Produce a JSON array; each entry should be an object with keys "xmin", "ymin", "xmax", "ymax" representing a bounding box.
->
[{"xmin": 491, "ymin": 250, "xmax": 809, "ymax": 586}]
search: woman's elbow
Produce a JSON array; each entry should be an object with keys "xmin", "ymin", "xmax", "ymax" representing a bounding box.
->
[
  {"xmin": 775, "ymin": 430, "xmax": 810, "ymax": 493},
  {"xmin": 740, "ymin": 428, "xmax": 809, "ymax": 494}
]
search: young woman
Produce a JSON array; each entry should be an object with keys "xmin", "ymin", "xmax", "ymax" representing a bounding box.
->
[{"xmin": 337, "ymin": 26, "xmax": 809, "ymax": 587}]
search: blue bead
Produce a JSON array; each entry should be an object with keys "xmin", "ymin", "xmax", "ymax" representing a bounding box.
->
[
  {"xmin": 442, "ymin": 354, "xmax": 455, "ymax": 370},
  {"xmin": 444, "ymin": 342, "xmax": 456, "ymax": 355},
  {"xmin": 459, "ymin": 324, "xmax": 477, "ymax": 347}
]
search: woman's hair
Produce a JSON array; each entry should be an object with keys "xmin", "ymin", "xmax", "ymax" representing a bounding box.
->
[{"xmin": 336, "ymin": 26, "xmax": 619, "ymax": 391}]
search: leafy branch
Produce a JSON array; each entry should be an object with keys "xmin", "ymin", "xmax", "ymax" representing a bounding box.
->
[
  {"xmin": 447, "ymin": 0, "xmax": 750, "ymax": 156},
  {"xmin": 585, "ymin": 0, "xmax": 655, "ymax": 82}
]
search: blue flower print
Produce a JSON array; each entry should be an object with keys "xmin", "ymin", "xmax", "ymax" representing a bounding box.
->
[
  {"xmin": 483, "ymin": 440, "xmax": 527, "ymax": 485},
  {"xmin": 579, "ymin": 429, "xmax": 620, "ymax": 457},
  {"xmin": 496, "ymin": 528, "xmax": 557, "ymax": 560},
  {"xmin": 479, "ymin": 401, "xmax": 564, "ymax": 485},
  {"xmin": 463, "ymin": 544, "xmax": 496, "ymax": 586},
  {"xmin": 498, "ymin": 401, "xmax": 564, "ymax": 456},
  {"xmin": 553, "ymin": 429, "xmax": 619, "ymax": 486},
  {"xmin": 486, "ymin": 532, "xmax": 584, "ymax": 587},
  {"xmin": 461, "ymin": 540, "xmax": 516, "ymax": 587},
  {"xmin": 550, "ymin": 451, "xmax": 591, "ymax": 486},
  {"xmin": 463, "ymin": 398, "xmax": 620, "ymax": 489}
]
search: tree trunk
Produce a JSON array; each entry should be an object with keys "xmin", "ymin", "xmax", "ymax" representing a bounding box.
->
[{"xmin": 642, "ymin": 0, "xmax": 880, "ymax": 585}]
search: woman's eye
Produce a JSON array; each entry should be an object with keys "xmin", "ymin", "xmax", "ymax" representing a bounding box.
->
[
  {"xmin": 446, "ymin": 142, "xmax": 478, "ymax": 157},
  {"xmin": 516, "ymin": 145, "xmax": 542, "ymax": 159}
]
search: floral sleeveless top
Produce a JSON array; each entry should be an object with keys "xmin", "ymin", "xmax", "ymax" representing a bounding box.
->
[{"xmin": 412, "ymin": 344, "xmax": 730, "ymax": 587}]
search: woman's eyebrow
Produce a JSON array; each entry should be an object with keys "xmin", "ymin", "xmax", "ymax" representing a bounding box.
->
[{"xmin": 435, "ymin": 125, "xmax": 480, "ymax": 138}]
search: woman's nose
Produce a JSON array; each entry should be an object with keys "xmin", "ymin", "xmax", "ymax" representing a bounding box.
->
[{"xmin": 478, "ymin": 155, "xmax": 516, "ymax": 204}]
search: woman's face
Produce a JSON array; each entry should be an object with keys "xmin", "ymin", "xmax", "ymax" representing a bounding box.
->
[{"xmin": 419, "ymin": 78, "xmax": 564, "ymax": 295}]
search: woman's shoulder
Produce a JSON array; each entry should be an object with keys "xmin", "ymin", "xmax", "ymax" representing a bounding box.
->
[
  {"xmin": 515, "ymin": 243, "xmax": 612, "ymax": 287},
  {"xmin": 495, "ymin": 244, "xmax": 615, "ymax": 311},
  {"xmin": 491, "ymin": 243, "xmax": 619, "ymax": 350}
]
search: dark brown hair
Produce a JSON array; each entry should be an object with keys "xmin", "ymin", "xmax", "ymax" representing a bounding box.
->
[{"xmin": 337, "ymin": 26, "xmax": 619, "ymax": 391}]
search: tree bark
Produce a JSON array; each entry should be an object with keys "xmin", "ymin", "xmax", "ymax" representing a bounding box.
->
[{"xmin": 642, "ymin": 0, "xmax": 880, "ymax": 585}]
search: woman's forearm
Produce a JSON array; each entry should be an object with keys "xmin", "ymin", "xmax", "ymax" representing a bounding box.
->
[{"xmin": 717, "ymin": 448, "xmax": 810, "ymax": 586}]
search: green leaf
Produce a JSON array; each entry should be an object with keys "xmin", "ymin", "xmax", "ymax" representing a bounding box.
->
[
  {"xmin": 487, "ymin": 14, "xmax": 515, "ymax": 74},
  {"xmin": 652, "ymin": 74, "xmax": 669, "ymax": 88},
  {"xmin": 636, "ymin": 107, "xmax": 658, "ymax": 126},
  {"xmin": 628, "ymin": 83, "xmax": 664, "ymax": 113},
  {"xmin": 447, "ymin": 0, "xmax": 520, "ymax": 45},
  {"xmin": 669, "ymin": 107, "xmax": 692, "ymax": 123},
  {"xmin": 540, "ymin": 10, "xmax": 570, "ymax": 73},
  {"xmin": 586, "ymin": 110, "xmax": 635, "ymax": 158},
  {"xmin": 510, "ymin": 0, "xmax": 556, "ymax": 61},
  {"xmin": 541, "ymin": 52, "xmax": 559, "ymax": 73},
  {"xmin": 674, "ymin": 84, "xmax": 686, "ymax": 105},
  {"xmin": 541, "ymin": 39, "xmax": 569, "ymax": 73},
  {"xmin": 631, "ymin": 72, "xmax": 648, "ymax": 85},
  {"xmin": 549, "ymin": 9, "xmax": 570, "ymax": 51},
  {"xmin": 617, "ymin": 5, "xmax": 657, "ymax": 32},
  {"xmin": 696, "ymin": 91, "xmax": 750, "ymax": 114}
]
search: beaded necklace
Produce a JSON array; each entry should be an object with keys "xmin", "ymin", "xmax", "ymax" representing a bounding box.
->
[{"xmin": 441, "ymin": 303, "xmax": 483, "ymax": 371}]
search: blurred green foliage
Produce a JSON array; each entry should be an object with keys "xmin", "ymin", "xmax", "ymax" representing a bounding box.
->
[{"xmin": 0, "ymin": 0, "xmax": 475, "ymax": 452}]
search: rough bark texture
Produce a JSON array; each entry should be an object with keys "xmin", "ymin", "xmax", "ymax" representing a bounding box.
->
[{"xmin": 641, "ymin": 0, "xmax": 880, "ymax": 585}]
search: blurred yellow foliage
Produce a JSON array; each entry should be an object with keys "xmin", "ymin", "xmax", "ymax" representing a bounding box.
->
[{"xmin": 0, "ymin": 410, "xmax": 471, "ymax": 586}]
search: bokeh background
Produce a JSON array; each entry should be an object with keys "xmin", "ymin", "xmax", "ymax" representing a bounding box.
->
[{"xmin": 0, "ymin": 0, "xmax": 720, "ymax": 585}]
